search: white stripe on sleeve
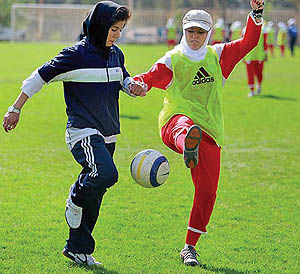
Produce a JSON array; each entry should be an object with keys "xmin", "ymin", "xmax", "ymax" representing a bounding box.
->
[
  {"xmin": 21, "ymin": 69, "xmax": 45, "ymax": 98},
  {"xmin": 49, "ymin": 67, "xmax": 123, "ymax": 83}
]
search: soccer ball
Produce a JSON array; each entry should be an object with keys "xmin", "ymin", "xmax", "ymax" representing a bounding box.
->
[{"xmin": 130, "ymin": 149, "xmax": 170, "ymax": 188}]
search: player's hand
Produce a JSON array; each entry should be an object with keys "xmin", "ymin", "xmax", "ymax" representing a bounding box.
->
[
  {"xmin": 129, "ymin": 81, "xmax": 147, "ymax": 97},
  {"xmin": 250, "ymin": 0, "xmax": 264, "ymax": 11},
  {"xmin": 2, "ymin": 112, "xmax": 20, "ymax": 133}
]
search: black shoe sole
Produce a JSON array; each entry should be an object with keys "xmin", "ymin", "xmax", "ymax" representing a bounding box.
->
[
  {"xmin": 184, "ymin": 125, "xmax": 202, "ymax": 169},
  {"xmin": 62, "ymin": 248, "xmax": 77, "ymax": 263}
]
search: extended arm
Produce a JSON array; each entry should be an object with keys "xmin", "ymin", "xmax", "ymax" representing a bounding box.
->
[
  {"xmin": 132, "ymin": 56, "xmax": 174, "ymax": 93},
  {"xmin": 214, "ymin": 0, "xmax": 264, "ymax": 79},
  {"xmin": 2, "ymin": 92, "xmax": 29, "ymax": 132},
  {"xmin": 2, "ymin": 47, "xmax": 76, "ymax": 133},
  {"xmin": 218, "ymin": 12, "xmax": 263, "ymax": 79}
]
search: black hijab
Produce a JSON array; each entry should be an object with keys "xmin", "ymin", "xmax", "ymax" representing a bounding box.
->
[{"xmin": 82, "ymin": 1, "xmax": 121, "ymax": 57}]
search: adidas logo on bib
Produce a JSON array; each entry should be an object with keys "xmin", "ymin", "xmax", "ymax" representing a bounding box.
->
[{"xmin": 192, "ymin": 67, "xmax": 214, "ymax": 85}]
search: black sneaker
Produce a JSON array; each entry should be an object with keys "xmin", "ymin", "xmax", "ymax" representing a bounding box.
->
[
  {"xmin": 62, "ymin": 248, "xmax": 101, "ymax": 265},
  {"xmin": 180, "ymin": 245, "xmax": 200, "ymax": 266},
  {"xmin": 184, "ymin": 125, "xmax": 202, "ymax": 169}
]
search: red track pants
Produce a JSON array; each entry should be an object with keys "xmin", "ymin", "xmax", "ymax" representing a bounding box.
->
[
  {"xmin": 268, "ymin": 44, "xmax": 274, "ymax": 57},
  {"xmin": 280, "ymin": 45, "xmax": 285, "ymax": 56},
  {"xmin": 161, "ymin": 114, "xmax": 221, "ymax": 246},
  {"xmin": 246, "ymin": 61, "xmax": 264, "ymax": 88}
]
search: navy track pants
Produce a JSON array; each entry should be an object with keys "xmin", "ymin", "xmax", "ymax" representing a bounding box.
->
[{"xmin": 65, "ymin": 134, "xmax": 118, "ymax": 254}]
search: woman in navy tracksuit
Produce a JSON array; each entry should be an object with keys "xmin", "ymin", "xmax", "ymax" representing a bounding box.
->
[{"xmin": 3, "ymin": 1, "xmax": 146, "ymax": 265}]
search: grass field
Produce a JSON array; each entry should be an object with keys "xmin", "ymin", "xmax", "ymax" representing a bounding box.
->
[{"xmin": 0, "ymin": 42, "xmax": 299, "ymax": 274}]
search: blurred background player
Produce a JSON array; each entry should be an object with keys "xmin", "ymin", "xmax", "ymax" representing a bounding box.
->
[
  {"xmin": 277, "ymin": 22, "xmax": 287, "ymax": 57},
  {"xmin": 230, "ymin": 20, "xmax": 242, "ymax": 41},
  {"xmin": 287, "ymin": 18, "xmax": 298, "ymax": 57},
  {"xmin": 212, "ymin": 18, "xmax": 225, "ymax": 45},
  {"xmin": 243, "ymin": 22, "xmax": 267, "ymax": 97},
  {"xmin": 224, "ymin": 22, "xmax": 232, "ymax": 42},
  {"xmin": 166, "ymin": 17, "xmax": 177, "ymax": 49},
  {"xmin": 266, "ymin": 21, "xmax": 275, "ymax": 57}
]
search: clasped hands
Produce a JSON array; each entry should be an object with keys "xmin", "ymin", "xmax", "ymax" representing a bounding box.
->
[{"xmin": 128, "ymin": 80, "xmax": 147, "ymax": 97}]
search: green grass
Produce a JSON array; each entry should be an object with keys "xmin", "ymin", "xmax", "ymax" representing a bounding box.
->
[{"xmin": 0, "ymin": 42, "xmax": 299, "ymax": 274}]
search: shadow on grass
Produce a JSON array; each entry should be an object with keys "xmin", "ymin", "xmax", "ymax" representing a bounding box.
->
[
  {"xmin": 67, "ymin": 262, "xmax": 119, "ymax": 273},
  {"xmin": 258, "ymin": 94, "xmax": 298, "ymax": 101},
  {"xmin": 120, "ymin": 114, "xmax": 141, "ymax": 120},
  {"xmin": 199, "ymin": 263, "xmax": 260, "ymax": 274}
]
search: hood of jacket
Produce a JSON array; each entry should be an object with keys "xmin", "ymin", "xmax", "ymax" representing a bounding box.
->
[{"xmin": 82, "ymin": 1, "xmax": 121, "ymax": 56}]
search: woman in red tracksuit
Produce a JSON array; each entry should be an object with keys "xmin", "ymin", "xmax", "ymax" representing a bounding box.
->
[{"xmin": 130, "ymin": 0, "xmax": 264, "ymax": 267}]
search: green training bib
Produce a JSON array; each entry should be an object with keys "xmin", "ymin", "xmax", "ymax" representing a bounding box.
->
[{"xmin": 158, "ymin": 46, "xmax": 224, "ymax": 146}]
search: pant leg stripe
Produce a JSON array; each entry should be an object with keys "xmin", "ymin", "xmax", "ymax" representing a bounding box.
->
[
  {"xmin": 80, "ymin": 137, "xmax": 99, "ymax": 178},
  {"xmin": 81, "ymin": 138, "xmax": 91, "ymax": 169},
  {"xmin": 86, "ymin": 136, "xmax": 98, "ymax": 177},
  {"xmin": 81, "ymin": 137, "xmax": 96, "ymax": 177}
]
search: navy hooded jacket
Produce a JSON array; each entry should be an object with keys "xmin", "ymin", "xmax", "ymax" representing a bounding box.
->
[{"xmin": 38, "ymin": 1, "xmax": 130, "ymax": 137}]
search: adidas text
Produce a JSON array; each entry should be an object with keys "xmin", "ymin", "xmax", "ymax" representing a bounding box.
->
[{"xmin": 193, "ymin": 77, "xmax": 214, "ymax": 85}]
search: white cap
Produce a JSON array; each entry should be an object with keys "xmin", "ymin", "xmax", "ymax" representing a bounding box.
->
[
  {"xmin": 278, "ymin": 22, "xmax": 287, "ymax": 30},
  {"xmin": 287, "ymin": 18, "xmax": 295, "ymax": 26},
  {"xmin": 182, "ymin": 10, "xmax": 212, "ymax": 32}
]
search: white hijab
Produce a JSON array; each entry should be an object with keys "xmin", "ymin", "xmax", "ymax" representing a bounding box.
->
[{"xmin": 175, "ymin": 29, "xmax": 212, "ymax": 62}]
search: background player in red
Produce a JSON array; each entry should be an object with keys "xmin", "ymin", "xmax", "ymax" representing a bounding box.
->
[
  {"xmin": 166, "ymin": 17, "xmax": 177, "ymax": 50},
  {"xmin": 212, "ymin": 18, "xmax": 225, "ymax": 45},
  {"xmin": 277, "ymin": 22, "xmax": 287, "ymax": 57},
  {"xmin": 266, "ymin": 21, "xmax": 275, "ymax": 57},
  {"xmin": 230, "ymin": 20, "xmax": 242, "ymax": 41},
  {"xmin": 243, "ymin": 22, "xmax": 268, "ymax": 97}
]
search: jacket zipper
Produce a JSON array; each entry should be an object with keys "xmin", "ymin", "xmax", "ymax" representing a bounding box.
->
[
  {"xmin": 106, "ymin": 60, "xmax": 109, "ymax": 87},
  {"xmin": 105, "ymin": 58, "xmax": 111, "ymax": 126}
]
